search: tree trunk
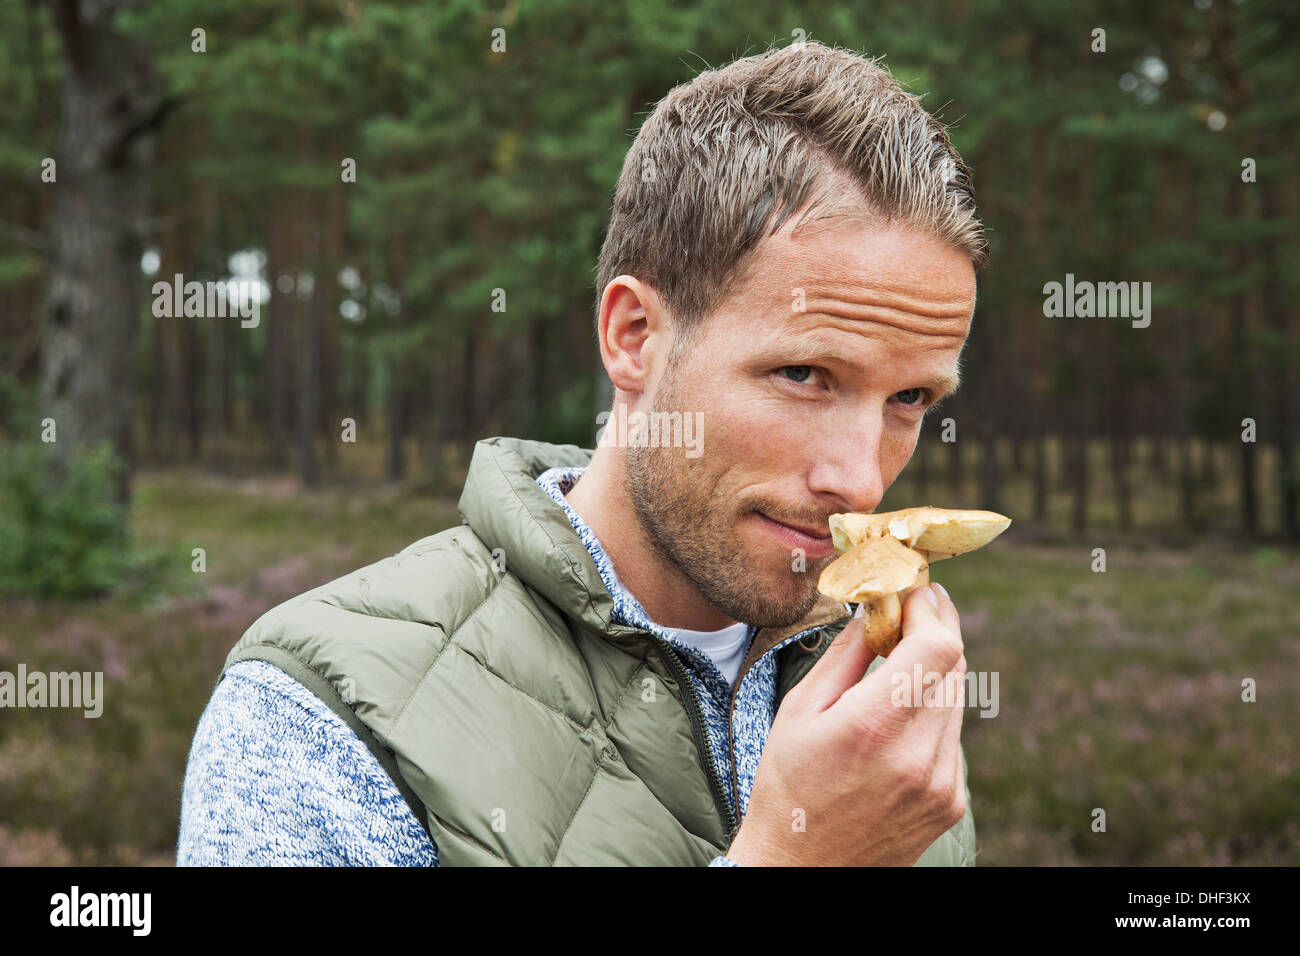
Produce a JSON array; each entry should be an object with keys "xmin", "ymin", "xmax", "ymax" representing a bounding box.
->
[
  {"xmin": 206, "ymin": 312, "xmax": 227, "ymax": 473},
  {"xmin": 972, "ymin": 308, "xmax": 1001, "ymax": 513},
  {"xmin": 1070, "ymin": 409, "xmax": 1089, "ymax": 535},
  {"xmin": 265, "ymin": 190, "xmax": 291, "ymax": 469},
  {"xmin": 386, "ymin": 347, "xmax": 406, "ymax": 482},
  {"xmin": 1149, "ymin": 435, "xmax": 1168, "ymax": 479},
  {"xmin": 386, "ymin": 237, "xmax": 409, "ymax": 481},
  {"xmin": 38, "ymin": 0, "xmax": 168, "ymax": 503},
  {"xmin": 1032, "ymin": 433, "xmax": 1048, "ymax": 522},
  {"xmin": 428, "ymin": 349, "xmax": 449, "ymax": 488},
  {"xmin": 148, "ymin": 307, "xmax": 164, "ymax": 458},
  {"xmin": 1069, "ymin": 150, "xmax": 1093, "ymax": 534},
  {"xmin": 1228, "ymin": 168, "xmax": 1258, "ymax": 535},
  {"xmin": 948, "ymin": 419, "xmax": 964, "ymax": 501},
  {"xmin": 1175, "ymin": 167, "xmax": 1200, "ymax": 531},
  {"xmin": 298, "ymin": 283, "xmax": 321, "ymax": 487},
  {"xmin": 200, "ymin": 177, "xmax": 225, "ymax": 473},
  {"xmin": 1010, "ymin": 434, "xmax": 1025, "ymax": 475},
  {"xmin": 1177, "ymin": 436, "xmax": 1197, "ymax": 530},
  {"xmin": 1260, "ymin": 173, "xmax": 1297, "ymax": 539},
  {"xmin": 1110, "ymin": 411, "xmax": 1133, "ymax": 532},
  {"xmin": 294, "ymin": 127, "xmax": 320, "ymax": 486},
  {"xmin": 320, "ymin": 182, "xmax": 345, "ymax": 468},
  {"xmin": 296, "ymin": 199, "xmax": 320, "ymax": 487}
]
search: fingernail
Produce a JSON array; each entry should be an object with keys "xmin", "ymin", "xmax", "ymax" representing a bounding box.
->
[
  {"xmin": 924, "ymin": 588, "xmax": 939, "ymax": 610},
  {"xmin": 853, "ymin": 603, "xmax": 864, "ymax": 619},
  {"xmin": 933, "ymin": 581, "xmax": 950, "ymax": 603}
]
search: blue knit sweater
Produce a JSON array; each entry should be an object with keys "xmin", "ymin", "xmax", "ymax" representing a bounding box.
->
[{"xmin": 177, "ymin": 466, "xmax": 841, "ymax": 865}]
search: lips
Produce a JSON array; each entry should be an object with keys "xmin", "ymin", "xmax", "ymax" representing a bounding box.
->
[{"xmin": 754, "ymin": 512, "xmax": 835, "ymax": 560}]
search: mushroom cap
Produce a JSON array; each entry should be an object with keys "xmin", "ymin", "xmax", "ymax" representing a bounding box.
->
[
  {"xmin": 817, "ymin": 535, "xmax": 928, "ymax": 604},
  {"xmin": 829, "ymin": 506, "xmax": 1011, "ymax": 562}
]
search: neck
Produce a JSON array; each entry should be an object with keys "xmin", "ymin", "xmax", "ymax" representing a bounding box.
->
[{"xmin": 564, "ymin": 440, "xmax": 737, "ymax": 632}]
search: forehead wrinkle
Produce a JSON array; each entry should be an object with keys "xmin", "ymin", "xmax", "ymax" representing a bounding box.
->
[
  {"xmin": 724, "ymin": 224, "xmax": 976, "ymax": 332},
  {"xmin": 743, "ymin": 259, "xmax": 973, "ymax": 325},
  {"xmin": 802, "ymin": 262, "xmax": 972, "ymax": 307},
  {"xmin": 788, "ymin": 306, "xmax": 970, "ymax": 341},
  {"xmin": 799, "ymin": 252, "xmax": 965, "ymax": 290}
]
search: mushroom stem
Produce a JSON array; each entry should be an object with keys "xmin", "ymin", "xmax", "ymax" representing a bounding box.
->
[{"xmin": 860, "ymin": 563, "xmax": 929, "ymax": 656}]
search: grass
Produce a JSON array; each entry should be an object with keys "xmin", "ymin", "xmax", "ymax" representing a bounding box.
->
[
  {"xmin": 0, "ymin": 470, "xmax": 460, "ymax": 865},
  {"xmin": 942, "ymin": 540, "xmax": 1300, "ymax": 865},
  {"xmin": 0, "ymin": 464, "xmax": 1295, "ymax": 865}
]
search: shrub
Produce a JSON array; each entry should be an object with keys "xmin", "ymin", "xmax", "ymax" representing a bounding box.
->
[{"xmin": 0, "ymin": 439, "xmax": 133, "ymax": 599}]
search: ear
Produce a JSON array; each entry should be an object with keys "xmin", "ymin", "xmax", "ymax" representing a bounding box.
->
[{"xmin": 597, "ymin": 275, "xmax": 671, "ymax": 396}]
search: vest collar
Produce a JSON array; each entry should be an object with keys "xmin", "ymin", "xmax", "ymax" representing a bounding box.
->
[
  {"xmin": 458, "ymin": 437, "xmax": 643, "ymax": 640},
  {"xmin": 458, "ymin": 436, "xmax": 850, "ymax": 647}
]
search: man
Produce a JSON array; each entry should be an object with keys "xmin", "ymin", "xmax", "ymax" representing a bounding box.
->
[{"xmin": 178, "ymin": 40, "xmax": 987, "ymax": 866}]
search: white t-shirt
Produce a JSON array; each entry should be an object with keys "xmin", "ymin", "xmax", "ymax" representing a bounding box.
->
[{"xmin": 660, "ymin": 620, "xmax": 753, "ymax": 687}]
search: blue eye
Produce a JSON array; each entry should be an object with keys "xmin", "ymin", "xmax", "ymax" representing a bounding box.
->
[
  {"xmin": 782, "ymin": 366, "xmax": 814, "ymax": 383},
  {"xmin": 896, "ymin": 388, "xmax": 925, "ymax": 405}
]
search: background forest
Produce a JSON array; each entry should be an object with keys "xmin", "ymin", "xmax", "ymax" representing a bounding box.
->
[{"xmin": 0, "ymin": 0, "xmax": 1296, "ymax": 865}]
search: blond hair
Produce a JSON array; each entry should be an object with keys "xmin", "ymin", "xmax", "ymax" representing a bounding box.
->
[{"xmin": 595, "ymin": 41, "xmax": 988, "ymax": 334}]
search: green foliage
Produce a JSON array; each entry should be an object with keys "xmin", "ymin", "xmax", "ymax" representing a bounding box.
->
[
  {"xmin": 0, "ymin": 379, "xmax": 169, "ymax": 601},
  {"xmin": 1, "ymin": 0, "xmax": 1296, "ymax": 525},
  {"xmin": 0, "ymin": 439, "xmax": 131, "ymax": 599}
]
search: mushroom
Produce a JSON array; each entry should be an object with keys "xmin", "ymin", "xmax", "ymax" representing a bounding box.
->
[
  {"xmin": 817, "ymin": 535, "xmax": 930, "ymax": 656},
  {"xmin": 817, "ymin": 506, "xmax": 1012, "ymax": 656}
]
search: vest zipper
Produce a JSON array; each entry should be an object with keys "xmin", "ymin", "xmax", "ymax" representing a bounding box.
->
[{"xmin": 653, "ymin": 637, "xmax": 740, "ymax": 846}]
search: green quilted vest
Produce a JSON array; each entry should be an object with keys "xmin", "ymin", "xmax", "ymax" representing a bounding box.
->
[{"xmin": 221, "ymin": 436, "xmax": 976, "ymax": 866}]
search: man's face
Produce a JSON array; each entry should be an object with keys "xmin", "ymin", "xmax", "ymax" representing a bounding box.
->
[{"xmin": 625, "ymin": 217, "xmax": 976, "ymax": 629}]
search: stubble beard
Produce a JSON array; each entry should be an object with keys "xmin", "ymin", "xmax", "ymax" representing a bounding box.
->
[{"xmin": 622, "ymin": 374, "xmax": 822, "ymax": 630}]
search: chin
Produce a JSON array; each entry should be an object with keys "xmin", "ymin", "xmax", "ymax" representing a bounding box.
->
[{"xmin": 727, "ymin": 575, "xmax": 819, "ymax": 630}]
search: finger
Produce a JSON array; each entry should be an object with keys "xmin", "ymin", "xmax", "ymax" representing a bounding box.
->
[
  {"xmin": 938, "ymin": 699, "xmax": 970, "ymax": 827},
  {"xmin": 890, "ymin": 585, "xmax": 964, "ymax": 679},
  {"xmin": 930, "ymin": 580, "xmax": 961, "ymax": 636},
  {"xmin": 790, "ymin": 604, "xmax": 879, "ymax": 714},
  {"xmin": 928, "ymin": 728, "xmax": 968, "ymax": 834},
  {"xmin": 910, "ymin": 648, "xmax": 968, "ymax": 748},
  {"xmin": 836, "ymin": 585, "xmax": 962, "ymax": 720},
  {"xmin": 930, "ymin": 656, "xmax": 967, "ymax": 769},
  {"xmin": 919, "ymin": 588, "xmax": 965, "ymax": 744}
]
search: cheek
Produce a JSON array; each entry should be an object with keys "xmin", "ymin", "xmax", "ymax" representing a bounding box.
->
[
  {"xmin": 879, "ymin": 423, "xmax": 920, "ymax": 479},
  {"xmin": 705, "ymin": 394, "xmax": 816, "ymax": 468},
  {"xmin": 716, "ymin": 375, "xmax": 840, "ymax": 438}
]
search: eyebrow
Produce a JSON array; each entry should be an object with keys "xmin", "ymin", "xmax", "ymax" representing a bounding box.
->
[{"xmin": 930, "ymin": 369, "xmax": 961, "ymax": 401}]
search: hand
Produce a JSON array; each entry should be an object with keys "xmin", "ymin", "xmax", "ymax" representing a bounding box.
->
[{"xmin": 726, "ymin": 583, "xmax": 968, "ymax": 866}]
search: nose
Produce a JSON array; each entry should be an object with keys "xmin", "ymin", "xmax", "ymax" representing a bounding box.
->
[{"xmin": 805, "ymin": 416, "xmax": 886, "ymax": 514}]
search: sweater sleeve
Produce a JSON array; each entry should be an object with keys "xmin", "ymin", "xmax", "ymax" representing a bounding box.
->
[{"xmin": 177, "ymin": 659, "xmax": 438, "ymax": 866}]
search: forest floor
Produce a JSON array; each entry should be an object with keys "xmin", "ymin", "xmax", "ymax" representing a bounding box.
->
[{"xmin": 0, "ymin": 469, "xmax": 1296, "ymax": 865}]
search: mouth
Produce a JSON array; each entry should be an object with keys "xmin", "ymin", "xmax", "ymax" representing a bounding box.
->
[{"xmin": 753, "ymin": 512, "xmax": 835, "ymax": 560}]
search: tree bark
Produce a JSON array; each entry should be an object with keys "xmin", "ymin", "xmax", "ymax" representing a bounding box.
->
[
  {"xmin": 386, "ymin": 237, "xmax": 409, "ymax": 480},
  {"xmin": 1175, "ymin": 167, "xmax": 1200, "ymax": 530},
  {"xmin": 38, "ymin": 0, "xmax": 170, "ymax": 503},
  {"xmin": 1260, "ymin": 173, "xmax": 1297, "ymax": 539},
  {"xmin": 1032, "ymin": 433, "xmax": 1048, "ymax": 522},
  {"xmin": 296, "ymin": 189, "xmax": 320, "ymax": 487},
  {"xmin": 1229, "ymin": 169, "xmax": 1258, "ymax": 534}
]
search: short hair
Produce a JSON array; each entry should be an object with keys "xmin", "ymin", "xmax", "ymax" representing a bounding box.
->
[{"xmin": 595, "ymin": 41, "xmax": 988, "ymax": 338}]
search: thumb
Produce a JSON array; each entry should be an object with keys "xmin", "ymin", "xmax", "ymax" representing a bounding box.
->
[
  {"xmin": 885, "ymin": 584, "xmax": 962, "ymax": 678},
  {"xmin": 790, "ymin": 604, "xmax": 879, "ymax": 714}
]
